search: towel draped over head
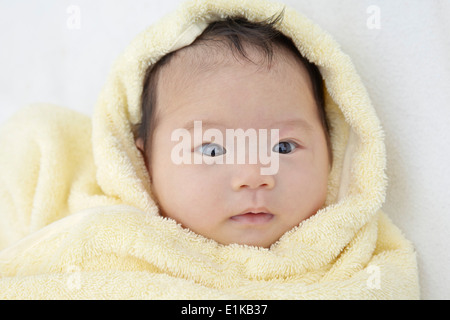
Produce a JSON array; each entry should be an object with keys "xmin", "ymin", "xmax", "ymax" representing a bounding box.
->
[{"xmin": 0, "ymin": 0, "xmax": 419, "ymax": 299}]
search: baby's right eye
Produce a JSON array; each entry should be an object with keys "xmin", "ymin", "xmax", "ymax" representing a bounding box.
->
[
  {"xmin": 197, "ymin": 143, "xmax": 226, "ymax": 157},
  {"xmin": 272, "ymin": 141, "xmax": 298, "ymax": 154}
]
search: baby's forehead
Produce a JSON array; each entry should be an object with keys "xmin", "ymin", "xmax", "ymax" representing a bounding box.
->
[
  {"xmin": 159, "ymin": 40, "xmax": 306, "ymax": 83},
  {"xmin": 153, "ymin": 41, "xmax": 315, "ymax": 120},
  {"xmin": 154, "ymin": 42, "xmax": 316, "ymax": 118}
]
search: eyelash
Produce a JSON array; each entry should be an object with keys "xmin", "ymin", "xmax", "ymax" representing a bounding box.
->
[{"xmin": 196, "ymin": 140, "xmax": 299, "ymax": 157}]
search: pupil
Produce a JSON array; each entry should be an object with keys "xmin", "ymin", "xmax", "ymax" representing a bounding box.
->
[{"xmin": 280, "ymin": 142, "xmax": 290, "ymax": 153}]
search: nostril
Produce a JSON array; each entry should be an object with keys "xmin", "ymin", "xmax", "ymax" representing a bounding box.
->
[
  {"xmin": 231, "ymin": 171, "xmax": 275, "ymax": 191},
  {"xmin": 239, "ymin": 182, "xmax": 269, "ymax": 190}
]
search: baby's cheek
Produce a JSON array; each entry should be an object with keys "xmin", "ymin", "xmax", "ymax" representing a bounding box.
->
[
  {"xmin": 158, "ymin": 166, "xmax": 210, "ymax": 211},
  {"xmin": 280, "ymin": 164, "xmax": 324, "ymax": 204}
]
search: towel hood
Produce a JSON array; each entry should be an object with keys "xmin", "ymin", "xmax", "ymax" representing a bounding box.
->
[{"xmin": 93, "ymin": 0, "xmax": 386, "ymax": 249}]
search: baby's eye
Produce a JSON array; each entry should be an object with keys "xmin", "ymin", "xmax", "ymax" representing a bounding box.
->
[
  {"xmin": 198, "ymin": 143, "xmax": 226, "ymax": 157},
  {"xmin": 272, "ymin": 141, "xmax": 298, "ymax": 154}
]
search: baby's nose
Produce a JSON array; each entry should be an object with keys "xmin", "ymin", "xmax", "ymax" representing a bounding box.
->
[{"xmin": 231, "ymin": 164, "xmax": 275, "ymax": 191}]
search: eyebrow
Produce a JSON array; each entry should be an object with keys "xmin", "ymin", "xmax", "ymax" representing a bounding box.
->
[
  {"xmin": 271, "ymin": 118, "xmax": 315, "ymax": 132},
  {"xmin": 181, "ymin": 120, "xmax": 227, "ymax": 131},
  {"xmin": 181, "ymin": 118, "xmax": 314, "ymax": 132}
]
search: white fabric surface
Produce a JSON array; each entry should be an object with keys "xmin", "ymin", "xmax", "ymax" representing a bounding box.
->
[{"xmin": 0, "ymin": 0, "xmax": 448, "ymax": 299}]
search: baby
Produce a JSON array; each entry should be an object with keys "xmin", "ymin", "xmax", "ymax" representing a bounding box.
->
[
  {"xmin": 135, "ymin": 14, "xmax": 332, "ymax": 248},
  {"xmin": 0, "ymin": 1, "xmax": 419, "ymax": 299}
]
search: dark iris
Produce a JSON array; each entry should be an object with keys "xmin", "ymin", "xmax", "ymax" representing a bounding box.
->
[
  {"xmin": 273, "ymin": 141, "xmax": 295, "ymax": 154},
  {"xmin": 201, "ymin": 143, "xmax": 226, "ymax": 157}
]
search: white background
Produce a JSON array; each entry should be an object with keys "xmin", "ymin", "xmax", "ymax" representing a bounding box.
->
[{"xmin": 1, "ymin": 0, "xmax": 449, "ymax": 299}]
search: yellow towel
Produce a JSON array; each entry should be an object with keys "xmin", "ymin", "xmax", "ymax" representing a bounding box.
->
[{"xmin": 0, "ymin": 0, "xmax": 419, "ymax": 299}]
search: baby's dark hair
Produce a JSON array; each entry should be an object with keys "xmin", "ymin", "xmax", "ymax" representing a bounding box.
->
[{"xmin": 136, "ymin": 12, "xmax": 332, "ymax": 165}]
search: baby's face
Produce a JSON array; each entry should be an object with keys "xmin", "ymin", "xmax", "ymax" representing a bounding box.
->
[{"xmin": 138, "ymin": 46, "xmax": 330, "ymax": 248}]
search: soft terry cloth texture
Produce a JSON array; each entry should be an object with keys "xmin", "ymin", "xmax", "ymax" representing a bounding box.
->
[{"xmin": 0, "ymin": 0, "xmax": 419, "ymax": 299}]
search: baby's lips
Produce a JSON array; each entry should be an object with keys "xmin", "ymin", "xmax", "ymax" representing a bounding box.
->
[
  {"xmin": 230, "ymin": 212, "xmax": 274, "ymax": 224},
  {"xmin": 230, "ymin": 207, "xmax": 274, "ymax": 224},
  {"xmin": 237, "ymin": 206, "xmax": 272, "ymax": 216}
]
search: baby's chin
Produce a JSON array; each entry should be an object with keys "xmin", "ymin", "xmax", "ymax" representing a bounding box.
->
[
  {"xmin": 208, "ymin": 226, "xmax": 289, "ymax": 249},
  {"xmin": 155, "ymin": 202, "xmax": 309, "ymax": 249},
  {"xmin": 215, "ymin": 233, "xmax": 282, "ymax": 249}
]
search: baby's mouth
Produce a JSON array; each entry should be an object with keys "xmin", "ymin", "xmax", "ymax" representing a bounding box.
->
[{"xmin": 230, "ymin": 209, "xmax": 274, "ymax": 224}]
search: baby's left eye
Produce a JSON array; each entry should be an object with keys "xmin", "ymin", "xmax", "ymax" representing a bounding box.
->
[
  {"xmin": 272, "ymin": 141, "xmax": 298, "ymax": 154},
  {"xmin": 198, "ymin": 143, "xmax": 226, "ymax": 157}
]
